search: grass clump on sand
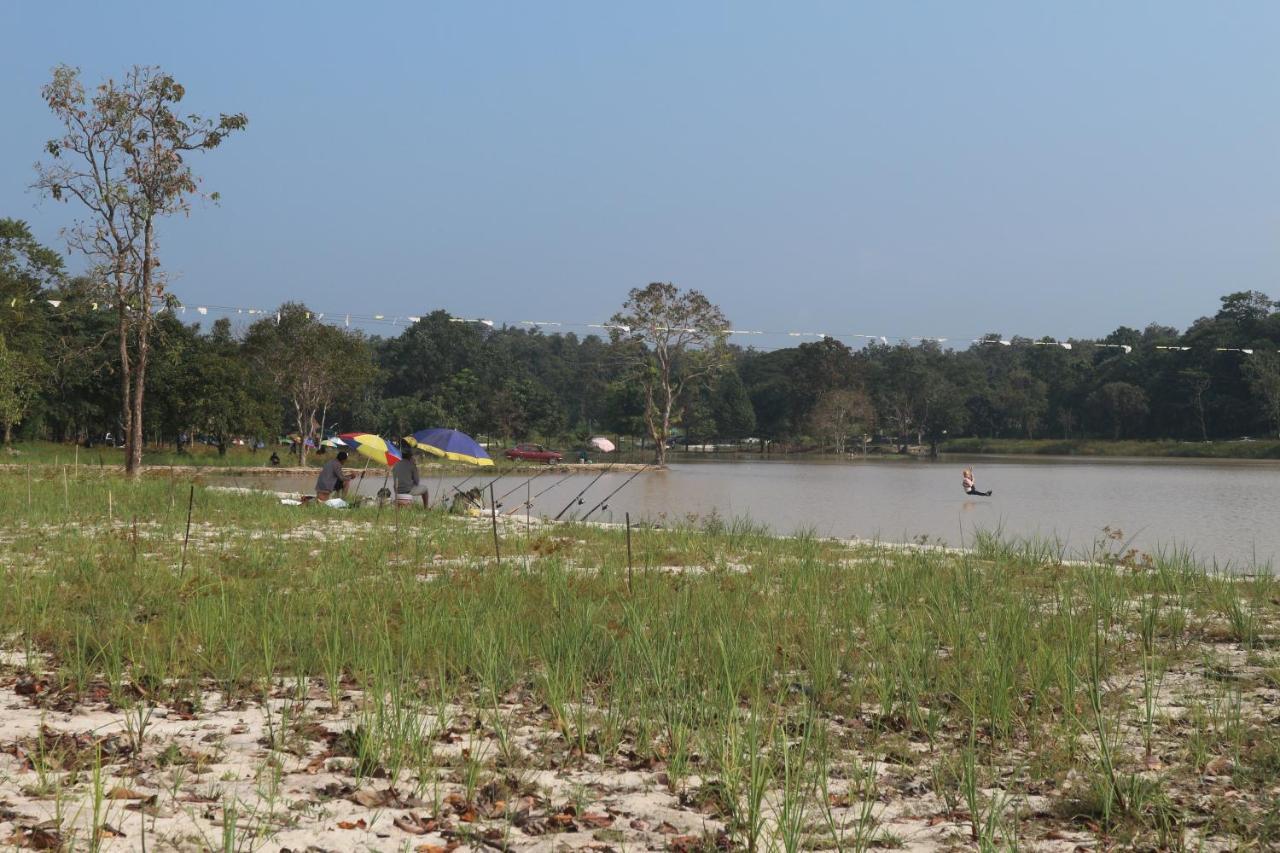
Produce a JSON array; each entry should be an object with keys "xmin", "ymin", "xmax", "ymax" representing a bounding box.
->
[{"xmin": 0, "ymin": 471, "xmax": 1278, "ymax": 850}]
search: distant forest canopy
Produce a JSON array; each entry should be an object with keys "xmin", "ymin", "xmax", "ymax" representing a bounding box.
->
[{"xmin": 5, "ymin": 218, "xmax": 1280, "ymax": 451}]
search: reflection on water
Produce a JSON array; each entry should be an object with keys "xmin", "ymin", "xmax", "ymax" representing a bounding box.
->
[{"xmin": 220, "ymin": 455, "xmax": 1280, "ymax": 571}]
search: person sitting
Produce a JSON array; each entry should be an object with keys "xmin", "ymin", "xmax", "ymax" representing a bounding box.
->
[
  {"xmin": 315, "ymin": 451, "xmax": 354, "ymax": 501},
  {"xmin": 392, "ymin": 451, "xmax": 429, "ymax": 508},
  {"xmin": 962, "ymin": 467, "xmax": 992, "ymax": 497}
]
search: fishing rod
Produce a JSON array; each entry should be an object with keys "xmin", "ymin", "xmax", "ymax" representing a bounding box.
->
[
  {"xmin": 446, "ymin": 482, "xmax": 485, "ymax": 510},
  {"xmin": 434, "ymin": 471, "xmax": 479, "ymax": 508},
  {"xmin": 503, "ymin": 469, "xmax": 576, "ymax": 515},
  {"xmin": 553, "ymin": 464, "xmax": 614, "ymax": 521},
  {"xmin": 494, "ymin": 467, "xmax": 548, "ymax": 508},
  {"xmin": 580, "ymin": 465, "xmax": 648, "ymax": 521}
]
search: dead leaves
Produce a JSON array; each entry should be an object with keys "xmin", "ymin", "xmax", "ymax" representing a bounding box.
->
[
  {"xmin": 105, "ymin": 786, "xmax": 150, "ymax": 801},
  {"xmin": 670, "ymin": 830, "xmax": 732, "ymax": 852},
  {"xmin": 4, "ymin": 823, "xmax": 63, "ymax": 850},
  {"xmin": 351, "ymin": 786, "xmax": 418, "ymax": 809},
  {"xmin": 394, "ymin": 812, "xmax": 440, "ymax": 835},
  {"xmin": 336, "ymin": 818, "xmax": 367, "ymax": 830},
  {"xmin": 1204, "ymin": 755, "xmax": 1234, "ymax": 776},
  {"xmin": 3, "ymin": 726, "xmax": 131, "ymax": 772},
  {"xmin": 13, "ymin": 675, "xmax": 48, "ymax": 697}
]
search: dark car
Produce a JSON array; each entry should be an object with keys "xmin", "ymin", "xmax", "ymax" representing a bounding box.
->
[{"xmin": 504, "ymin": 443, "xmax": 563, "ymax": 463}]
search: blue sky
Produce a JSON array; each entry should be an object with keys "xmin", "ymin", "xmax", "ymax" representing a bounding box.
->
[{"xmin": 3, "ymin": 2, "xmax": 1278, "ymax": 344}]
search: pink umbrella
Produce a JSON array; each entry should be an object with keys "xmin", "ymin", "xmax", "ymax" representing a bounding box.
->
[{"xmin": 589, "ymin": 437, "xmax": 616, "ymax": 453}]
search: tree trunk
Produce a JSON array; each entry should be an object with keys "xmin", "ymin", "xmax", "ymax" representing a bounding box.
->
[
  {"xmin": 297, "ymin": 406, "xmax": 309, "ymax": 468},
  {"xmin": 127, "ymin": 221, "xmax": 156, "ymax": 478},
  {"xmin": 117, "ymin": 297, "xmax": 132, "ymax": 468},
  {"xmin": 128, "ymin": 328, "xmax": 148, "ymax": 475},
  {"xmin": 3, "ymin": 421, "xmax": 11, "ymax": 445}
]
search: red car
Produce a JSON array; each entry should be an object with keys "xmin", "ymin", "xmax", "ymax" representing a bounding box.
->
[{"xmin": 504, "ymin": 443, "xmax": 563, "ymax": 463}]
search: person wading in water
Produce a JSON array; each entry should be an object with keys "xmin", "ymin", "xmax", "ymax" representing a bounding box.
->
[{"xmin": 962, "ymin": 467, "xmax": 992, "ymax": 497}]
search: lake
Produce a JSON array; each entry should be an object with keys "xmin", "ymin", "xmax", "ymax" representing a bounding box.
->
[{"xmin": 221, "ymin": 455, "xmax": 1280, "ymax": 571}]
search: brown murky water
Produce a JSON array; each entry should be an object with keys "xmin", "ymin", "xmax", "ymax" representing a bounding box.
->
[{"xmin": 220, "ymin": 455, "xmax": 1280, "ymax": 570}]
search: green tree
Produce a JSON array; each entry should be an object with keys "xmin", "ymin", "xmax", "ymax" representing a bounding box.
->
[
  {"xmin": 1090, "ymin": 381, "xmax": 1149, "ymax": 439},
  {"xmin": 710, "ymin": 369, "xmax": 756, "ymax": 439},
  {"xmin": 181, "ymin": 319, "xmax": 276, "ymax": 454},
  {"xmin": 36, "ymin": 64, "xmax": 246, "ymax": 475},
  {"xmin": 602, "ymin": 377, "xmax": 647, "ymax": 439},
  {"xmin": 0, "ymin": 220, "xmax": 63, "ymax": 442},
  {"xmin": 0, "ymin": 335, "xmax": 45, "ymax": 445},
  {"xmin": 610, "ymin": 283, "xmax": 730, "ymax": 464},
  {"xmin": 1243, "ymin": 351, "xmax": 1280, "ymax": 437}
]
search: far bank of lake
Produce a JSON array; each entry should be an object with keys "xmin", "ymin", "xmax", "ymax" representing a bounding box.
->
[{"xmin": 939, "ymin": 436, "xmax": 1280, "ymax": 459}]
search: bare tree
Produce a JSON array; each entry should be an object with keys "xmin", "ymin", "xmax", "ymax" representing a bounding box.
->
[
  {"xmin": 244, "ymin": 304, "xmax": 377, "ymax": 467},
  {"xmin": 610, "ymin": 283, "xmax": 730, "ymax": 465},
  {"xmin": 35, "ymin": 65, "xmax": 246, "ymax": 475},
  {"xmin": 807, "ymin": 388, "xmax": 875, "ymax": 454},
  {"xmin": 1179, "ymin": 368, "xmax": 1211, "ymax": 441}
]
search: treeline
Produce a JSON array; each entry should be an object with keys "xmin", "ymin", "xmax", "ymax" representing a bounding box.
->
[{"xmin": 5, "ymin": 219, "xmax": 1280, "ymax": 452}]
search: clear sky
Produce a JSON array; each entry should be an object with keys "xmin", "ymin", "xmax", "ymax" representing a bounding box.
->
[{"xmin": 3, "ymin": 2, "xmax": 1278, "ymax": 344}]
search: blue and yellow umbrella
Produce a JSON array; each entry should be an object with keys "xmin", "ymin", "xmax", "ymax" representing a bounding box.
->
[
  {"xmin": 337, "ymin": 432, "xmax": 403, "ymax": 467},
  {"xmin": 404, "ymin": 428, "xmax": 493, "ymax": 466}
]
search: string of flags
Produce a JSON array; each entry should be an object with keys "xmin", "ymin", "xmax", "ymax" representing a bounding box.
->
[{"xmin": 8, "ymin": 295, "xmax": 1280, "ymax": 354}]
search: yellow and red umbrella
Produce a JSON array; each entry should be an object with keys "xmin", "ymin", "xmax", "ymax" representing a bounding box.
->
[{"xmin": 337, "ymin": 432, "xmax": 403, "ymax": 467}]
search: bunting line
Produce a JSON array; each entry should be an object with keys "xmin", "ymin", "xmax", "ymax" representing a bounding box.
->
[{"xmin": 9, "ymin": 296, "xmax": 1280, "ymax": 355}]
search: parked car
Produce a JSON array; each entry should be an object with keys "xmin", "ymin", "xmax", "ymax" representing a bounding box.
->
[{"xmin": 504, "ymin": 443, "xmax": 563, "ymax": 463}]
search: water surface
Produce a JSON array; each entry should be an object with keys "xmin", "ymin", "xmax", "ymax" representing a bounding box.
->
[{"xmin": 221, "ymin": 455, "xmax": 1280, "ymax": 570}]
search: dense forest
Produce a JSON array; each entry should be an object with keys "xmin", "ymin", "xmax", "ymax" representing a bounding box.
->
[{"xmin": 5, "ymin": 218, "xmax": 1280, "ymax": 454}]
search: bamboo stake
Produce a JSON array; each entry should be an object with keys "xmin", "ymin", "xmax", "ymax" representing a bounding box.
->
[
  {"xmin": 490, "ymin": 484, "xmax": 501, "ymax": 564},
  {"xmin": 179, "ymin": 485, "xmax": 194, "ymax": 576},
  {"xmin": 626, "ymin": 512, "xmax": 634, "ymax": 596}
]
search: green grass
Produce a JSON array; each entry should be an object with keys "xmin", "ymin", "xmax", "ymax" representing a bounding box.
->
[
  {"xmin": 1, "ymin": 471, "xmax": 1278, "ymax": 847},
  {"xmin": 941, "ymin": 436, "xmax": 1280, "ymax": 459}
]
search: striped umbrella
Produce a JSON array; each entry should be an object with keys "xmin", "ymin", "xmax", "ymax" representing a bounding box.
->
[
  {"xmin": 337, "ymin": 432, "xmax": 402, "ymax": 467},
  {"xmin": 404, "ymin": 428, "xmax": 494, "ymax": 466}
]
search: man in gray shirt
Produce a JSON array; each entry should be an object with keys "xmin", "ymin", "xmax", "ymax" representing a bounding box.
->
[
  {"xmin": 392, "ymin": 451, "xmax": 428, "ymax": 507},
  {"xmin": 315, "ymin": 451, "xmax": 352, "ymax": 501}
]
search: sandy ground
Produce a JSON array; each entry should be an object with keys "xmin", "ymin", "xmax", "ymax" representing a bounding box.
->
[
  {"xmin": 2, "ymin": 508, "xmax": 1277, "ymax": 850},
  {"xmin": 0, "ymin": 665, "xmax": 990, "ymax": 852},
  {"xmin": 4, "ymin": 638, "xmax": 1274, "ymax": 851}
]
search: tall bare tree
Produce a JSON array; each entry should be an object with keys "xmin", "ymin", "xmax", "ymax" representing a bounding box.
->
[
  {"xmin": 610, "ymin": 282, "xmax": 730, "ymax": 464},
  {"xmin": 807, "ymin": 388, "xmax": 875, "ymax": 454},
  {"xmin": 244, "ymin": 304, "xmax": 377, "ymax": 467},
  {"xmin": 35, "ymin": 64, "xmax": 246, "ymax": 475}
]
